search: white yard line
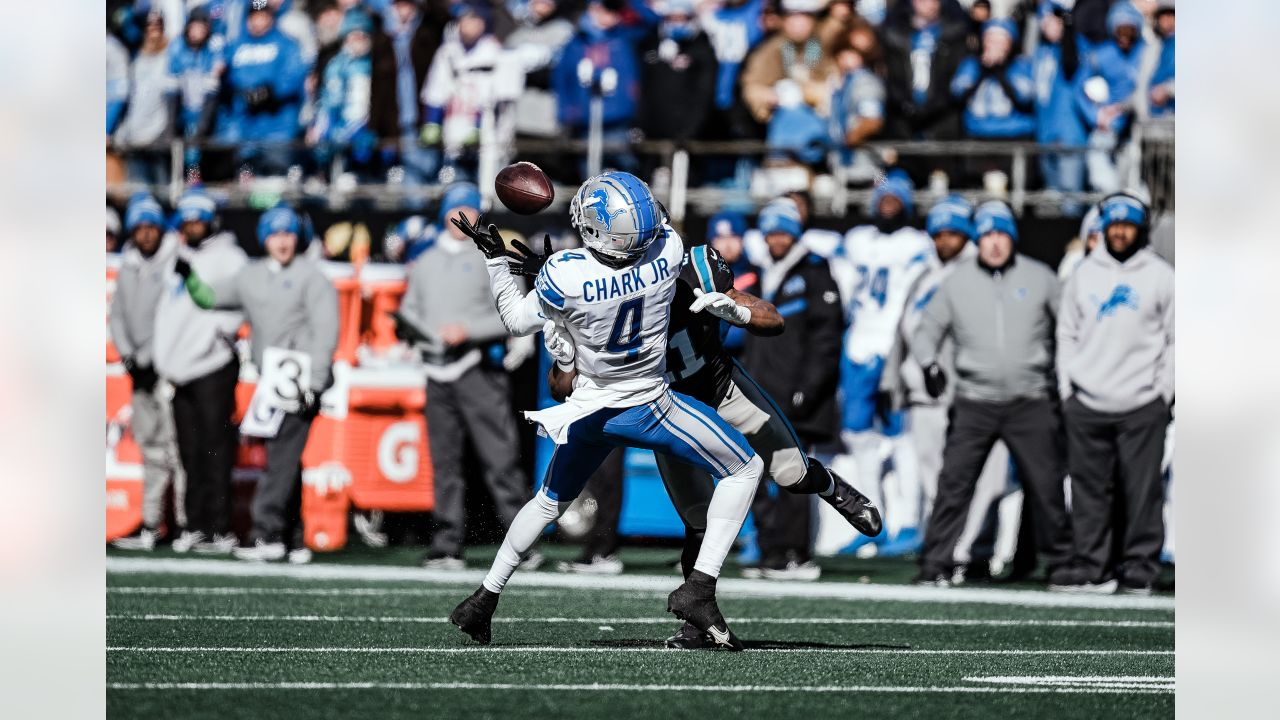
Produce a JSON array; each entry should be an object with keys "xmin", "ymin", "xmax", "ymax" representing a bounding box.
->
[
  {"xmin": 106, "ymin": 586, "xmax": 610, "ymax": 599},
  {"xmin": 107, "ymin": 613, "xmax": 1173, "ymax": 629},
  {"xmin": 105, "ymin": 646, "xmax": 1173, "ymax": 656},
  {"xmin": 106, "ymin": 557, "xmax": 1175, "ymax": 611},
  {"xmin": 105, "ymin": 680, "xmax": 1172, "ymax": 695}
]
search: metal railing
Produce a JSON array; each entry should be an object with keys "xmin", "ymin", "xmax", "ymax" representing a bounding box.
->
[{"xmin": 107, "ymin": 121, "xmax": 1174, "ymax": 220}]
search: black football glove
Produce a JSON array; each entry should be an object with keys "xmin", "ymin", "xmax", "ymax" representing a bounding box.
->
[
  {"xmin": 923, "ymin": 362, "xmax": 948, "ymax": 399},
  {"xmin": 125, "ymin": 358, "xmax": 159, "ymax": 392},
  {"xmin": 506, "ymin": 234, "xmax": 553, "ymax": 277},
  {"xmin": 174, "ymin": 257, "xmax": 193, "ymax": 280},
  {"xmin": 450, "ymin": 213, "xmax": 507, "ymax": 260}
]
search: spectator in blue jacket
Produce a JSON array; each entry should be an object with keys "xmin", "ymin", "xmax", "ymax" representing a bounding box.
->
[
  {"xmin": 829, "ymin": 22, "xmax": 885, "ymax": 184},
  {"xmin": 308, "ymin": 9, "xmax": 377, "ymax": 177},
  {"xmin": 553, "ymin": 0, "xmax": 657, "ymax": 177},
  {"xmin": 950, "ymin": 19, "xmax": 1035, "ymax": 139},
  {"xmin": 168, "ymin": 7, "xmax": 225, "ymax": 175},
  {"xmin": 219, "ymin": 0, "xmax": 311, "ymax": 176},
  {"xmin": 1075, "ymin": 1, "xmax": 1146, "ymax": 193},
  {"xmin": 1033, "ymin": 1, "xmax": 1088, "ymax": 214},
  {"xmin": 1147, "ymin": 2, "xmax": 1174, "ymax": 118},
  {"xmin": 107, "ymin": 31, "xmax": 130, "ymax": 139},
  {"xmin": 700, "ymin": 0, "xmax": 765, "ymax": 114}
]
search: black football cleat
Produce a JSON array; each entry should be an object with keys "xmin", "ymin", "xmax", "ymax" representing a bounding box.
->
[
  {"xmin": 665, "ymin": 622, "xmax": 712, "ymax": 650},
  {"xmin": 666, "ymin": 571, "xmax": 744, "ymax": 651},
  {"xmin": 824, "ymin": 476, "xmax": 883, "ymax": 538},
  {"xmin": 449, "ymin": 586, "xmax": 500, "ymax": 644}
]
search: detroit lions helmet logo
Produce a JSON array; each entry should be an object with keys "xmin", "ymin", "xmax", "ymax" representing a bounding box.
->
[
  {"xmin": 582, "ymin": 189, "xmax": 625, "ymax": 230},
  {"xmin": 1095, "ymin": 284, "xmax": 1139, "ymax": 319}
]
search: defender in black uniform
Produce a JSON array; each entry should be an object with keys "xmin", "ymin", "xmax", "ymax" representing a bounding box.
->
[{"xmin": 515, "ymin": 239, "xmax": 882, "ymax": 649}]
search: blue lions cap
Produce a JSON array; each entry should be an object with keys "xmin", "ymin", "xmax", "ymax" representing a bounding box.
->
[
  {"xmin": 983, "ymin": 18, "xmax": 1019, "ymax": 44},
  {"xmin": 176, "ymin": 188, "xmax": 218, "ymax": 224},
  {"xmin": 926, "ymin": 194, "xmax": 974, "ymax": 239},
  {"xmin": 257, "ymin": 205, "xmax": 302, "ymax": 247},
  {"xmin": 973, "ymin": 201, "xmax": 1018, "ymax": 242},
  {"xmin": 438, "ymin": 181, "xmax": 482, "ymax": 224},
  {"xmin": 1099, "ymin": 194, "xmax": 1147, "ymax": 231},
  {"xmin": 339, "ymin": 8, "xmax": 373, "ymax": 37},
  {"xmin": 706, "ymin": 211, "xmax": 748, "ymax": 241},
  {"xmin": 758, "ymin": 203, "xmax": 803, "ymax": 239},
  {"xmin": 124, "ymin": 192, "xmax": 165, "ymax": 232},
  {"xmin": 871, "ymin": 169, "xmax": 915, "ymax": 218},
  {"xmin": 1107, "ymin": 1, "xmax": 1143, "ymax": 35}
]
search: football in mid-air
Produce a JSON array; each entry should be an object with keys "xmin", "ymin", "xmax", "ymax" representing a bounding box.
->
[{"xmin": 495, "ymin": 161, "xmax": 554, "ymax": 215}]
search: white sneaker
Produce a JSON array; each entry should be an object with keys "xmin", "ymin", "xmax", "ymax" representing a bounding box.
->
[
  {"xmin": 287, "ymin": 547, "xmax": 313, "ymax": 565},
  {"xmin": 171, "ymin": 530, "xmax": 206, "ymax": 554},
  {"xmin": 556, "ymin": 554, "xmax": 623, "ymax": 575},
  {"xmin": 421, "ymin": 555, "xmax": 466, "ymax": 571},
  {"xmin": 518, "ymin": 552, "xmax": 546, "ymax": 571},
  {"xmin": 111, "ymin": 527, "xmax": 160, "ymax": 551},
  {"xmin": 761, "ymin": 560, "xmax": 822, "ymax": 582},
  {"xmin": 232, "ymin": 540, "xmax": 287, "ymax": 563},
  {"xmin": 193, "ymin": 533, "xmax": 239, "ymax": 555},
  {"xmin": 740, "ymin": 566, "xmax": 763, "ymax": 579}
]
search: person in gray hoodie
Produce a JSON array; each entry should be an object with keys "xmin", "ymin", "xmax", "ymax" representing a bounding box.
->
[
  {"xmin": 153, "ymin": 188, "xmax": 249, "ymax": 556},
  {"xmin": 110, "ymin": 193, "xmax": 187, "ymax": 551},
  {"xmin": 397, "ymin": 183, "xmax": 532, "ymax": 571},
  {"xmin": 177, "ymin": 204, "xmax": 339, "ymax": 563},
  {"xmin": 1054, "ymin": 192, "xmax": 1173, "ymax": 594},
  {"xmin": 910, "ymin": 200, "xmax": 1073, "ymax": 587}
]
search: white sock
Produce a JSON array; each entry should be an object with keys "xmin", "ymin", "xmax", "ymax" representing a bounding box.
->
[
  {"xmin": 482, "ymin": 491, "xmax": 565, "ymax": 594},
  {"xmin": 693, "ymin": 455, "xmax": 764, "ymax": 578}
]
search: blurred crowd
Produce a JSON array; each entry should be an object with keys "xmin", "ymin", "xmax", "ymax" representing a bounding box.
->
[{"xmin": 106, "ymin": 0, "xmax": 1175, "ymax": 198}]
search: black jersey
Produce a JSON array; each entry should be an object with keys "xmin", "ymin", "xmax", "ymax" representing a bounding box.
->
[{"xmin": 666, "ymin": 244, "xmax": 737, "ymax": 405}]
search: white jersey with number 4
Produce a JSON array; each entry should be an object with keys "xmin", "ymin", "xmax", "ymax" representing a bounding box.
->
[
  {"xmin": 533, "ymin": 225, "xmax": 686, "ymax": 399},
  {"xmin": 835, "ymin": 225, "xmax": 933, "ymax": 364}
]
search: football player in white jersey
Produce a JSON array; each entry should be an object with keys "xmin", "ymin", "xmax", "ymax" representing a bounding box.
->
[
  {"xmin": 830, "ymin": 169, "xmax": 933, "ymax": 556},
  {"xmin": 447, "ymin": 171, "xmax": 764, "ymax": 651}
]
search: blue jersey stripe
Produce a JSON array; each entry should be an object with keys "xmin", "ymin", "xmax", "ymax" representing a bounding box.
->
[{"xmin": 536, "ymin": 279, "xmax": 566, "ymax": 309}]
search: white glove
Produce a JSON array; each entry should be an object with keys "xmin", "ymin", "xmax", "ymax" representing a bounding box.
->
[
  {"xmin": 689, "ymin": 288, "xmax": 751, "ymax": 326},
  {"xmin": 543, "ymin": 320, "xmax": 575, "ymax": 369},
  {"xmin": 503, "ymin": 334, "xmax": 536, "ymax": 371}
]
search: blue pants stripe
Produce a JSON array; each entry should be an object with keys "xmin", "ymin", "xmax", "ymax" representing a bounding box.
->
[{"xmin": 669, "ymin": 392, "xmax": 750, "ymax": 465}]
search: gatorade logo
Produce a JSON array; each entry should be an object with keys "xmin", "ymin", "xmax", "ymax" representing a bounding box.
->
[{"xmin": 378, "ymin": 422, "xmax": 420, "ymax": 484}]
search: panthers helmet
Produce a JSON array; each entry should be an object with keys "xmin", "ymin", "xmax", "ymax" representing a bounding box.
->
[{"xmin": 569, "ymin": 171, "xmax": 667, "ymax": 265}]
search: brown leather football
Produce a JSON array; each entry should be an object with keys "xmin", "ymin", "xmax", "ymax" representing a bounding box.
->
[{"xmin": 495, "ymin": 161, "xmax": 554, "ymax": 215}]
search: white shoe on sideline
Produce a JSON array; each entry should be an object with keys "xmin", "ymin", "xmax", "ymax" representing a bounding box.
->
[
  {"xmin": 233, "ymin": 540, "xmax": 287, "ymax": 563},
  {"xmin": 111, "ymin": 527, "xmax": 161, "ymax": 551},
  {"xmin": 171, "ymin": 530, "xmax": 206, "ymax": 554},
  {"xmin": 761, "ymin": 560, "xmax": 822, "ymax": 582},
  {"xmin": 556, "ymin": 554, "xmax": 623, "ymax": 575},
  {"xmin": 518, "ymin": 552, "xmax": 546, "ymax": 571},
  {"xmin": 193, "ymin": 533, "xmax": 239, "ymax": 555},
  {"xmin": 287, "ymin": 547, "xmax": 313, "ymax": 565}
]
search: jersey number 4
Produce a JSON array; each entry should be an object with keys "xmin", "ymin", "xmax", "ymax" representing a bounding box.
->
[
  {"xmin": 855, "ymin": 265, "xmax": 889, "ymax": 307},
  {"xmin": 606, "ymin": 296, "xmax": 645, "ymax": 356}
]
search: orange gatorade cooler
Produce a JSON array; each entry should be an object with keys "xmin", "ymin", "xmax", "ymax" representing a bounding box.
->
[
  {"xmin": 358, "ymin": 262, "xmax": 408, "ymax": 354},
  {"xmin": 105, "ymin": 367, "xmax": 143, "ymax": 541}
]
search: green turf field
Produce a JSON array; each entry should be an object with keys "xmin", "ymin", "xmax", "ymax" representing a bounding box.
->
[{"xmin": 106, "ymin": 546, "xmax": 1174, "ymax": 719}]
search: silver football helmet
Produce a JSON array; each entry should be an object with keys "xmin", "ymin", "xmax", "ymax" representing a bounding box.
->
[{"xmin": 569, "ymin": 171, "xmax": 667, "ymax": 265}]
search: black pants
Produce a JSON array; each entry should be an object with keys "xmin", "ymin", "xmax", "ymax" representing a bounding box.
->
[
  {"xmin": 1064, "ymin": 397, "xmax": 1169, "ymax": 584},
  {"xmin": 253, "ymin": 411, "xmax": 311, "ymax": 545},
  {"xmin": 577, "ymin": 449, "xmax": 625, "ymax": 558},
  {"xmin": 172, "ymin": 360, "xmax": 240, "ymax": 537},
  {"xmin": 921, "ymin": 397, "xmax": 1072, "ymax": 575},
  {"xmin": 425, "ymin": 366, "xmax": 528, "ymax": 557},
  {"xmin": 751, "ymin": 478, "xmax": 813, "ymax": 564}
]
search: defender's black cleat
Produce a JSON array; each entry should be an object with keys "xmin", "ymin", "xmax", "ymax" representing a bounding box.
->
[
  {"xmin": 665, "ymin": 621, "xmax": 712, "ymax": 650},
  {"xmin": 449, "ymin": 586, "xmax": 500, "ymax": 644},
  {"xmin": 666, "ymin": 571, "xmax": 744, "ymax": 651},
  {"xmin": 825, "ymin": 477, "xmax": 883, "ymax": 537}
]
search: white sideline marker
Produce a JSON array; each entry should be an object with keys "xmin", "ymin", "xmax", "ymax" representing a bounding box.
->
[
  {"xmin": 106, "ymin": 646, "xmax": 1174, "ymax": 656},
  {"xmin": 107, "ymin": 613, "xmax": 1173, "ymax": 629},
  {"xmin": 106, "ymin": 680, "xmax": 1172, "ymax": 695},
  {"xmin": 106, "ymin": 557, "xmax": 1175, "ymax": 611}
]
